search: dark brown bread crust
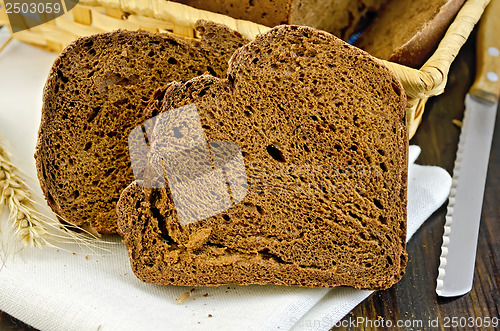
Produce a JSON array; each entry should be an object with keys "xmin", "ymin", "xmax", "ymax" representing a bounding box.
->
[
  {"xmin": 173, "ymin": 0, "xmax": 387, "ymax": 40},
  {"xmin": 35, "ymin": 21, "xmax": 248, "ymax": 234},
  {"xmin": 117, "ymin": 25, "xmax": 408, "ymax": 290},
  {"xmin": 355, "ymin": 0, "xmax": 465, "ymax": 68}
]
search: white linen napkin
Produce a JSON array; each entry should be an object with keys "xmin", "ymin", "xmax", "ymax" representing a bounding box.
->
[{"xmin": 0, "ymin": 30, "xmax": 452, "ymax": 331}]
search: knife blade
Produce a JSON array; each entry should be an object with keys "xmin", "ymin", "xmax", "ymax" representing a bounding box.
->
[{"xmin": 436, "ymin": 0, "xmax": 500, "ymax": 297}]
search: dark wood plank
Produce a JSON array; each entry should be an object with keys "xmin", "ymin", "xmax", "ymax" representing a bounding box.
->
[
  {"xmin": 0, "ymin": 311, "xmax": 37, "ymax": 331},
  {"xmin": 334, "ymin": 27, "xmax": 499, "ymax": 330}
]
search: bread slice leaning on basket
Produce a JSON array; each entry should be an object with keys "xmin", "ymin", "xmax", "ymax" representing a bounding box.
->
[{"xmin": 355, "ymin": 0, "xmax": 466, "ymax": 68}]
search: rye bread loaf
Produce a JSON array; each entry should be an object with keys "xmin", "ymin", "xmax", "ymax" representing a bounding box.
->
[
  {"xmin": 35, "ymin": 21, "xmax": 248, "ymax": 234},
  {"xmin": 354, "ymin": 0, "xmax": 465, "ymax": 68},
  {"xmin": 172, "ymin": 0, "xmax": 387, "ymax": 40},
  {"xmin": 117, "ymin": 25, "xmax": 408, "ymax": 290}
]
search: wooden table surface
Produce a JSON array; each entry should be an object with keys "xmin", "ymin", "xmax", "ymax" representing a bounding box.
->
[{"xmin": 1, "ymin": 26, "xmax": 498, "ymax": 331}]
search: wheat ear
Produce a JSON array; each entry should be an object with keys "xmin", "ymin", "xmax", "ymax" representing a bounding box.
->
[{"xmin": 0, "ymin": 145, "xmax": 51, "ymax": 248}]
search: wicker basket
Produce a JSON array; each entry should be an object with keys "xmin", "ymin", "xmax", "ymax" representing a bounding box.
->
[{"xmin": 0, "ymin": 0, "xmax": 491, "ymax": 138}]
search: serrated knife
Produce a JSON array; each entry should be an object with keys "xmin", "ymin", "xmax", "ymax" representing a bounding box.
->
[{"xmin": 436, "ymin": 0, "xmax": 500, "ymax": 297}]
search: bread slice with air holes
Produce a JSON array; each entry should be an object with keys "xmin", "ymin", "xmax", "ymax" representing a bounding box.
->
[
  {"xmin": 117, "ymin": 25, "xmax": 408, "ymax": 290},
  {"xmin": 35, "ymin": 20, "xmax": 248, "ymax": 234}
]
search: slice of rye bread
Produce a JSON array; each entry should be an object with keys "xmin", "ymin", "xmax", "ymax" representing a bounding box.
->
[
  {"xmin": 35, "ymin": 21, "xmax": 248, "ymax": 234},
  {"xmin": 354, "ymin": 0, "xmax": 465, "ymax": 68},
  {"xmin": 117, "ymin": 25, "xmax": 408, "ymax": 290}
]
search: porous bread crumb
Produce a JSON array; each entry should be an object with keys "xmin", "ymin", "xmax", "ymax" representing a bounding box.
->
[
  {"xmin": 117, "ymin": 25, "xmax": 408, "ymax": 290},
  {"xmin": 452, "ymin": 119, "xmax": 462, "ymax": 128},
  {"xmin": 176, "ymin": 292, "xmax": 190, "ymax": 304}
]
